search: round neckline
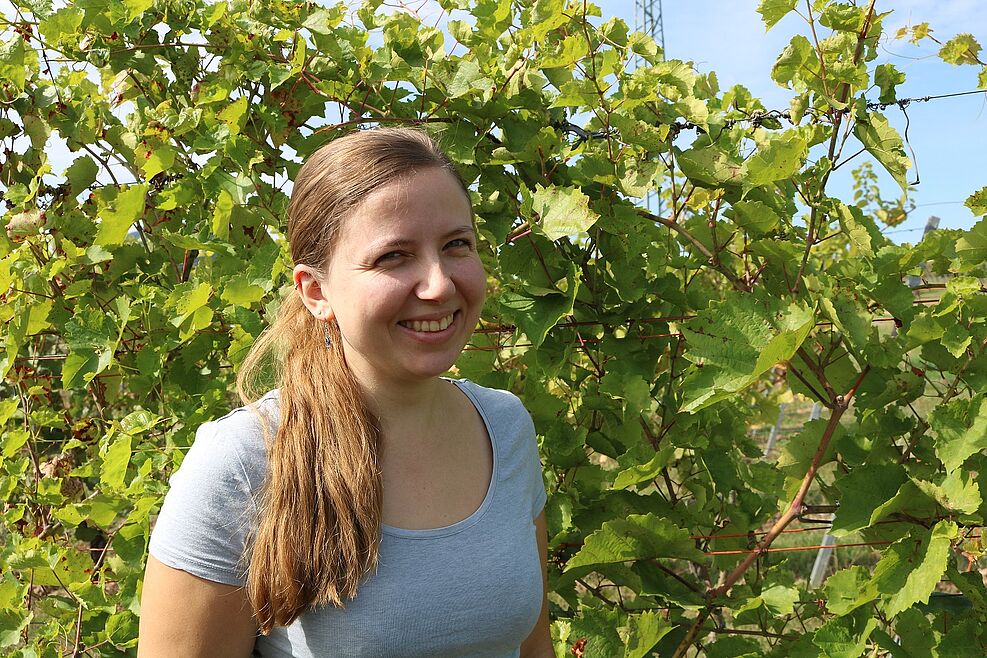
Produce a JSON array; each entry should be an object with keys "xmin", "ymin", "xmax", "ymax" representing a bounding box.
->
[{"xmin": 381, "ymin": 378, "xmax": 498, "ymax": 540}]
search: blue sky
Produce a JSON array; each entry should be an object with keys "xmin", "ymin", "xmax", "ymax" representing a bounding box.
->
[{"xmin": 596, "ymin": 0, "xmax": 987, "ymax": 244}]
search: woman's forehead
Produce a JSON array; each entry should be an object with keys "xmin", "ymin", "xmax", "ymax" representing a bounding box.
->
[{"xmin": 338, "ymin": 170, "xmax": 473, "ymax": 236}]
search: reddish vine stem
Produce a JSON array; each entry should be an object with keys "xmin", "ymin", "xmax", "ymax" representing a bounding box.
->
[
  {"xmin": 713, "ymin": 366, "xmax": 870, "ymax": 587},
  {"xmin": 672, "ymin": 366, "xmax": 870, "ymax": 657},
  {"xmin": 671, "ymin": 607, "xmax": 715, "ymax": 658}
]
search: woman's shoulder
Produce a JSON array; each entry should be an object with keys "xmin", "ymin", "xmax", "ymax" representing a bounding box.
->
[
  {"xmin": 204, "ymin": 389, "xmax": 281, "ymax": 441},
  {"xmin": 449, "ymin": 377, "xmax": 521, "ymax": 406},
  {"xmin": 447, "ymin": 378, "xmax": 533, "ymax": 430},
  {"xmin": 178, "ymin": 390, "xmax": 280, "ymax": 489},
  {"xmin": 150, "ymin": 391, "xmax": 280, "ymax": 585}
]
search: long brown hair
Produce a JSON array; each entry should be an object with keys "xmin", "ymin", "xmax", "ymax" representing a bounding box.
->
[{"xmin": 235, "ymin": 127, "xmax": 469, "ymax": 633}]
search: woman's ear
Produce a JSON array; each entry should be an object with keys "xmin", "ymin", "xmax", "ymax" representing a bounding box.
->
[{"xmin": 293, "ymin": 264, "xmax": 335, "ymax": 322}]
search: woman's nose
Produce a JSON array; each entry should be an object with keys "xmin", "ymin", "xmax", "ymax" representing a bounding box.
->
[{"xmin": 416, "ymin": 259, "xmax": 455, "ymax": 300}]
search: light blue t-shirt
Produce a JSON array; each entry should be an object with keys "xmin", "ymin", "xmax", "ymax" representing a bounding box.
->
[{"xmin": 148, "ymin": 378, "xmax": 547, "ymax": 657}]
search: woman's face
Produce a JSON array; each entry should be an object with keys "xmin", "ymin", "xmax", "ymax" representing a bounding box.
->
[{"xmin": 299, "ymin": 167, "xmax": 486, "ymax": 387}]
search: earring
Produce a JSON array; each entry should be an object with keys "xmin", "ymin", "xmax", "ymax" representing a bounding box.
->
[{"xmin": 323, "ymin": 320, "xmax": 332, "ymax": 350}]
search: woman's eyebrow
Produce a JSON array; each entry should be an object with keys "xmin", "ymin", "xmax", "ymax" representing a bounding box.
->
[
  {"xmin": 444, "ymin": 225, "xmax": 476, "ymax": 238},
  {"xmin": 366, "ymin": 226, "xmax": 475, "ymax": 253},
  {"xmin": 368, "ymin": 238, "xmax": 413, "ymax": 252}
]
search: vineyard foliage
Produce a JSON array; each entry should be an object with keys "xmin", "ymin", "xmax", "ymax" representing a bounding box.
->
[{"xmin": 1, "ymin": 0, "xmax": 986, "ymax": 655}]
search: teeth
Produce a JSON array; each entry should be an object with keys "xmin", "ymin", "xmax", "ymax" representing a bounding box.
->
[{"xmin": 401, "ymin": 313, "xmax": 454, "ymax": 333}]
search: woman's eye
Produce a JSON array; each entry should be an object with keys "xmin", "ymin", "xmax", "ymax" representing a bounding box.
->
[
  {"xmin": 446, "ymin": 238, "xmax": 473, "ymax": 250},
  {"xmin": 375, "ymin": 252, "xmax": 403, "ymax": 264}
]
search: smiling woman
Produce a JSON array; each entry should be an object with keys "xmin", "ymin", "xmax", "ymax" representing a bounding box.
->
[{"xmin": 136, "ymin": 129, "xmax": 553, "ymax": 657}]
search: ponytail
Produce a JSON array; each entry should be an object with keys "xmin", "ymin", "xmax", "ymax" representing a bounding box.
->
[{"xmin": 236, "ymin": 293, "xmax": 381, "ymax": 632}]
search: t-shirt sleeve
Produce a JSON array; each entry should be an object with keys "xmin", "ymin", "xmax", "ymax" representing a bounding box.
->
[{"xmin": 148, "ymin": 419, "xmax": 260, "ymax": 586}]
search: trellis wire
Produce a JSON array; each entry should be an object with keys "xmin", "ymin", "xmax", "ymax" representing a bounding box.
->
[
  {"xmin": 462, "ymin": 297, "xmax": 948, "ymax": 351},
  {"xmin": 556, "ymin": 88, "xmax": 987, "ymax": 145}
]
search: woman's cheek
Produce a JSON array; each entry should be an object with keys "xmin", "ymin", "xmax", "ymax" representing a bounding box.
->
[{"xmin": 462, "ymin": 259, "xmax": 487, "ymax": 297}]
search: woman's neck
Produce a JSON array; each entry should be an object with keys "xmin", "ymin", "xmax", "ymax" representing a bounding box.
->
[{"xmin": 355, "ymin": 373, "xmax": 452, "ymax": 449}]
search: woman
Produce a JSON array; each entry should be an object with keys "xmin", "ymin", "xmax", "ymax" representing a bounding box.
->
[{"xmin": 138, "ymin": 128, "xmax": 553, "ymax": 657}]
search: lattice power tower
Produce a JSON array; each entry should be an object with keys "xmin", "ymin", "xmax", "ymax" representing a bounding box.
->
[
  {"xmin": 635, "ymin": 0, "xmax": 665, "ymax": 212},
  {"xmin": 634, "ymin": 0, "xmax": 665, "ymax": 57}
]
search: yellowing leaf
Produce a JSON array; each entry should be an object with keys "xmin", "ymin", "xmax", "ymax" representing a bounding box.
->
[
  {"xmin": 123, "ymin": 0, "xmax": 154, "ymax": 23},
  {"xmin": 212, "ymin": 189, "xmax": 234, "ymax": 240},
  {"xmin": 204, "ymin": 1, "xmax": 226, "ymax": 27},
  {"xmin": 743, "ymin": 130, "xmax": 808, "ymax": 190},
  {"xmin": 0, "ymin": 38, "xmax": 26, "ymax": 92},
  {"xmin": 95, "ymin": 185, "xmax": 148, "ymax": 247},
  {"xmin": 531, "ymin": 185, "xmax": 599, "ymax": 241},
  {"xmin": 757, "ymin": 0, "xmax": 797, "ymax": 30},
  {"xmin": 965, "ymin": 186, "xmax": 987, "ymax": 216},
  {"xmin": 139, "ymin": 143, "xmax": 176, "ymax": 180},
  {"xmin": 217, "ymin": 96, "xmax": 249, "ymax": 136},
  {"xmin": 939, "ymin": 33, "xmax": 982, "ymax": 65}
]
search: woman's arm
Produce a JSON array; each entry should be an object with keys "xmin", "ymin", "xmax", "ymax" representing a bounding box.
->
[
  {"xmin": 138, "ymin": 555, "xmax": 258, "ymax": 658},
  {"xmin": 520, "ymin": 511, "xmax": 556, "ymax": 658}
]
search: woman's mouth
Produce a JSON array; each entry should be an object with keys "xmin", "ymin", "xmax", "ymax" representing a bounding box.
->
[{"xmin": 397, "ymin": 311, "xmax": 457, "ymax": 334}]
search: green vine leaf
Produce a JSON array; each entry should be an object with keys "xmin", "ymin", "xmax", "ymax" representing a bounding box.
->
[
  {"xmin": 853, "ymin": 113, "xmax": 911, "ymax": 191},
  {"xmin": 1, "ymin": 0, "xmax": 985, "ymax": 652},
  {"xmin": 680, "ymin": 294, "xmax": 815, "ymax": 413},
  {"xmin": 831, "ymin": 463, "xmax": 908, "ymax": 536},
  {"xmin": 932, "ymin": 397, "xmax": 987, "ymax": 473},
  {"xmin": 621, "ymin": 610, "xmax": 673, "ymax": 658},
  {"xmin": 870, "ymin": 521, "xmax": 959, "ymax": 617},
  {"xmin": 812, "ymin": 607, "xmax": 879, "ymax": 658},
  {"xmin": 742, "ymin": 129, "xmax": 808, "ymax": 191},
  {"xmin": 565, "ymin": 514, "xmax": 704, "ymax": 571}
]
